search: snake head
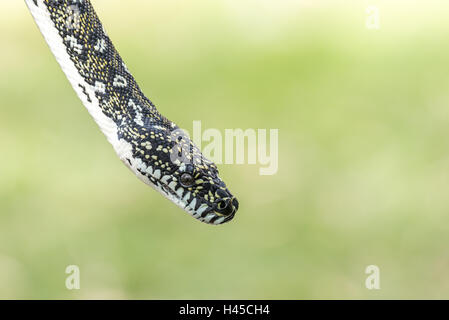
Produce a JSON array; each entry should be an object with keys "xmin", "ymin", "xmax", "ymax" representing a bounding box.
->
[
  {"xmin": 170, "ymin": 160, "xmax": 239, "ymax": 225},
  {"xmin": 165, "ymin": 128, "xmax": 239, "ymax": 224},
  {"xmin": 125, "ymin": 123, "xmax": 239, "ymax": 225}
]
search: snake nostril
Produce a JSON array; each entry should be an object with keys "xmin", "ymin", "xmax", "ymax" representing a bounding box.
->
[
  {"xmin": 217, "ymin": 200, "xmax": 227, "ymax": 210},
  {"xmin": 216, "ymin": 199, "xmax": 234, "ymax": 216}
]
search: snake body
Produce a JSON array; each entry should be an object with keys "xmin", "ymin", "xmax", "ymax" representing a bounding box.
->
[{"xmin": 25, "ymin": 0, "xmax": 238, "ymax": 224}]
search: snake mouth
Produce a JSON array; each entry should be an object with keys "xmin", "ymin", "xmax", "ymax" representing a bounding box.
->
[
  {"xmin": 205, "ymin": 199, "xmax": 238, "ymax": 225},
  {"xmin": 155, "ymin": 179, "xmax": 238, "ymax": 225},
  {"xmin": 159, "ymin": 181, "xmax": 177, "ymax": 198},
  {"xmin": 137, "ymin": 165, "xmax": 237, "ymax": 225},
  {"xmin": 195, "ymin": 208, "xmax": 235, "ymax": 225},
  {"xmin": 191, "ymin": 196, "xmax": 238, "ymax": 224},
  {"xmin": 221, "ymin": 210, "xmax": 236, "ymax": 223}
]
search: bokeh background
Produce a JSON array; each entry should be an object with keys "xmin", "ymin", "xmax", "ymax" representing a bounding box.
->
[{"xmin": 1, "ymin": 0, "xmax": 449, "ymax": 299}]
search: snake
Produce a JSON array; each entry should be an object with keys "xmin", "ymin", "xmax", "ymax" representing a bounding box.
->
[{"xmin": 25, "ymin": 0, "xmax": 238, "ymax": 225}]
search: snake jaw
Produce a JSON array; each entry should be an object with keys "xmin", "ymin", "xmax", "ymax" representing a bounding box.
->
[{"xmin": 151, "ymin": 172, "xmax": 238, "ymax": 225}]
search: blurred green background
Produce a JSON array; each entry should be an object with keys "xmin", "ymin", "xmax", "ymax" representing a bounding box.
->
[{"xmin": 1, "ymin": 0, "xmax": 449, "ymax": 299}]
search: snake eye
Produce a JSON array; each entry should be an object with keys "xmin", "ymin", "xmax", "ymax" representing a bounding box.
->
[{"xmin": 180, "ymin": 173, "xmax": 195, "ymax": 187}]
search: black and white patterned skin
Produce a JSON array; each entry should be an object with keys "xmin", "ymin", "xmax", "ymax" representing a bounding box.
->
[{"xmin": 25, "ymin": 0, "xmax": 238, "ymax": 225}]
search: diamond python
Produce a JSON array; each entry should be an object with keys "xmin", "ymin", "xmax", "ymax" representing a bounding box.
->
[{"xmin": 25, "ymin": 0, "xmax": 239, "ymax": 225}]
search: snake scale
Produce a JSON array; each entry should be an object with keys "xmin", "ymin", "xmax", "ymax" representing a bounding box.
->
[{"xmin": 25, "ymin": 0, "xmax": 238, "ymax": 225}]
